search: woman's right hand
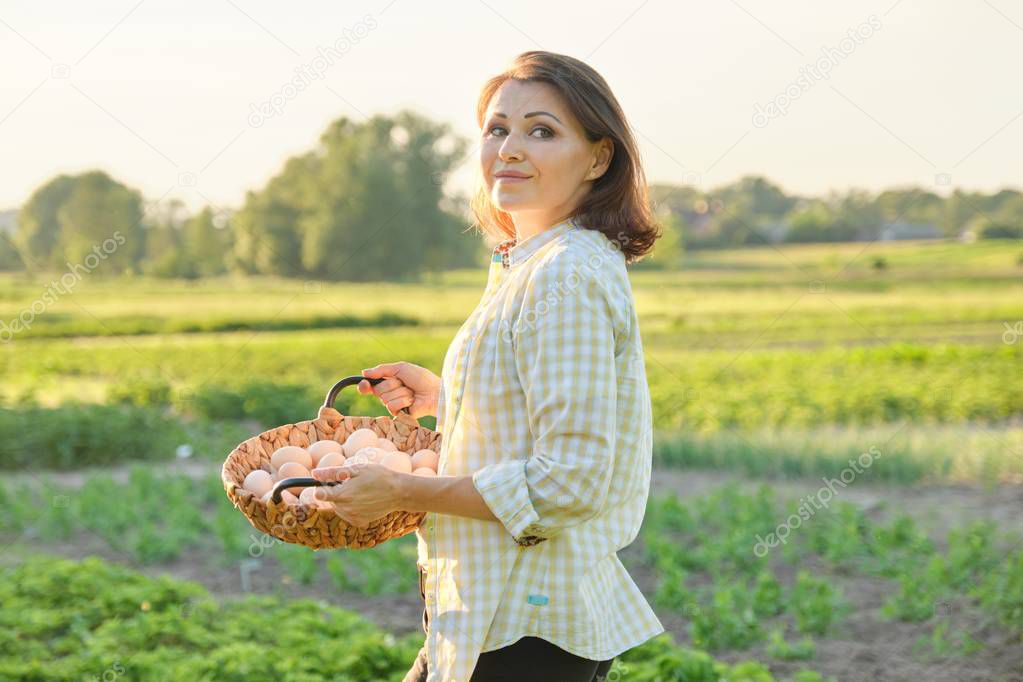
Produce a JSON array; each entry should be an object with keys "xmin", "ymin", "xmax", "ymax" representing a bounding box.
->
[{"xmin": 358, "ymin": 362, "xmax": 441, "ymax": 419}]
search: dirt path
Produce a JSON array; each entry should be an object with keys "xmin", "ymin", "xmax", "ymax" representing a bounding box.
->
[{"xmin": 647, "ymin": 468, "xmax": 1023, "ymax": 539}]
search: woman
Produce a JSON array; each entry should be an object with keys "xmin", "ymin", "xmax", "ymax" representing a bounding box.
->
[{"xmin": 312, "ymin": 50, "xmax": 665, "ymax": 682}]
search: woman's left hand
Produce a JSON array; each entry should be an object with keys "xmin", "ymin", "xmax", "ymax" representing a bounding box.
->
[{"xmin": 310, "ymin": 462, "xmax": 402, "ymax": 527}]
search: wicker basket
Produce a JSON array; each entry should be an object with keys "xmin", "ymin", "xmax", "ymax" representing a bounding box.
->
[{"xmin": 221, "ymin": 375, "xmax": 441, "ymax": 550}]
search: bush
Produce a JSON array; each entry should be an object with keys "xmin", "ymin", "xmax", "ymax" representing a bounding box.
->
[
  {"xmin": 977, "ymin": 221, "xmax": 1023, "ymax": 240},
  {"xmin": 0, "ymin": 403, "xmax": 251, "ymax": 469},
  {"xmin": 178, "ymin": 381, "xmax": 326, "ymax": 425},
  {"xmin": 107, "ymin": 377, "xmax": 174, "ymax": 407},
  {"xmin": 0, "ymin": 403, "xmax": 183, "ymax": 469}
]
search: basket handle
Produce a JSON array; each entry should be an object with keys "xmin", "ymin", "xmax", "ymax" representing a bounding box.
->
[
  {"xmin": 270, "ymin": 477, "xmax": 339, "ymax": 504},
  {"xmin": 323, "ymin": 375, "xmax": 411, "ymax": 416}
]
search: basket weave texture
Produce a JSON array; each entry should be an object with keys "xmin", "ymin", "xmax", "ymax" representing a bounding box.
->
[{"xmin": 222, "ymin": 405, "xmax": 441, "ymax": 549}]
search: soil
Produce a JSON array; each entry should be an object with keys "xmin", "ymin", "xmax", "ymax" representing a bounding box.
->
[{"xmin": 4, "ymin": 465, "xmax": 1023, "ymax": 682}]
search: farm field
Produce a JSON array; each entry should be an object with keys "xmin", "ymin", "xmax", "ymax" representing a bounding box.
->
[{"xmin": 2, "ymin": 238, "xmax": 1023, "ymax": 681}]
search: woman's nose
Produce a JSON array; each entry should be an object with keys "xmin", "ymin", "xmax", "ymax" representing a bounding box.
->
[{"xmin": 498, "ymin": 134, "xmax": 524, "ymax": 162}]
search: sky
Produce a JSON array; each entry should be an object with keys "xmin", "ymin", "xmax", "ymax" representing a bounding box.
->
[{"xmin": 2, "ymin": 0, "xmax": 1021, "ymax": 213}]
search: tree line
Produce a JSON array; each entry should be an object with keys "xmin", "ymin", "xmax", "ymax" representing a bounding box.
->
[
  {"xmin": 1, "ymin": 110, "xmax": 1020, "ymax": 278},
  {"xmin": 650, "ymin": 177, "xmax": 1023, "ymax": 251},
  {"xmin": 3, "ymin": 110, "xmax": 482, "ymax": 280}
]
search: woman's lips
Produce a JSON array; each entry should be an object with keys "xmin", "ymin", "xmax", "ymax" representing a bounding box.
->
[{"xmin": 496, "ymin": 176, "xmax": 530, "ymax": 183}]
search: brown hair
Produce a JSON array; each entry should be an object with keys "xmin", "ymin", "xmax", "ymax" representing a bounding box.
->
[{"xmin": 469, "ymin": 50, "xmax": 661, "ymax": 264}]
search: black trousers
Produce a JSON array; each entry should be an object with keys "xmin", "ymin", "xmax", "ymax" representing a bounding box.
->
[{"xmin": 405, "ymin": 565, "xmax": 616, "ymax": 682}]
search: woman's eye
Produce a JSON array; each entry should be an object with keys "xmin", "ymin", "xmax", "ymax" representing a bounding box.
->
[{"xmin": 485, "ymin": 125, "xmax": 554, "ymax": 139}]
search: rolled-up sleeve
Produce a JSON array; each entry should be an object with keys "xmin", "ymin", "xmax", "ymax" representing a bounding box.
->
[{"xmin": 472, "ymin": 256, "xmax": 618, "ymax": 546}]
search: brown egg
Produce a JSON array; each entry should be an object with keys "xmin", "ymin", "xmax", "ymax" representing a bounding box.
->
[
  {"xmin": 317, "ymin": 451, "xmax": 347, "ymax": 469},
  {"xmin": 350, "ymin": 446, "xmax": 386, "ymax": 465},
  {"xmin": 343, "ymin": 428, "xmax": 379, "ymax": 456},
  {"xmin": 381, "ymin": 451, "xmax": 413, "ymax": 474},
  {"xmin": 411, "ymin": 449, "xmax": 439, "ymax": 472},
  {"xmin": 271, "ymin": 445, "xmax": 312, "ymax": 470},
  {"xmin": 412, "ymin": 467, "xmax": 437, "ymax": 477},
  {"xmin": 276, "ymin": 461, "xmax": 311, "ymax": 497},
  {"xmin": 243, "ymin": 469, "xmax": 273, "ymax": 496},
  {"xmin": 307, "ymin": 440, "xmax": 344, "ymax": 467}
]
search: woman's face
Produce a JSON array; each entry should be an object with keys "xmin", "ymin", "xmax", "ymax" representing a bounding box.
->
[{"xmin": 480, "ymin": 79, "xmax": 612, "ymax": 231}]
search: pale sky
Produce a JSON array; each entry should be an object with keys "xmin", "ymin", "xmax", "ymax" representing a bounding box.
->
[{"xmin": 2, "ymin": 0, "xmax": 1021, "ymax": 213}]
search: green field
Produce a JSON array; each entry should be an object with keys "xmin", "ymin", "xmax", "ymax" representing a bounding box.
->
[
  {"xmin": 4, "ymin": 239, "xmax": 1021, "ymax": 480},
  {"xmin": 3, "ymin": 238, "xmax": 1023, "ymax": 680}
]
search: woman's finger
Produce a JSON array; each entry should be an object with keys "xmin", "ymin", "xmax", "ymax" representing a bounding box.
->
[
  {"xmin": 313, "ymin": 484, "xmax": 346, "ymax": 502},
  {"xmin": 385, "ymin": 395, "xmax": 413, "ymax": 414},
  {"xmin": 363, "ymin": 363, "xmax": 404, "ymax": 380},
  {"xmin": 379, "ymin": 386, "xmax": 411, "ymax": 404},
  {"xmin": 312, "ymin": 465, "xmax": 353, "ymax": 483},
  {"xmin": 374, "ymin": 378, "xmax": 403, "ymax": 392}
]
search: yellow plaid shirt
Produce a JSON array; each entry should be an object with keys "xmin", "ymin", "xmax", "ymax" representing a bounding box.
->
[{"xmin": 415, "ymin": 217, "xmax": 664, "ymax": 680}]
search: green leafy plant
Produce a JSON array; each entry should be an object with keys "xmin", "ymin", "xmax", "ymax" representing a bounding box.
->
[{"xmin": 791, "ymin": 571, "xmax": 844, "ymax": 635}]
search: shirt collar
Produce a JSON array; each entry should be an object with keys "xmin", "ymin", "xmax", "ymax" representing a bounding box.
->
[{"xmin": 491, "ymin": 217, "xmax": 579, "ymax": 269}]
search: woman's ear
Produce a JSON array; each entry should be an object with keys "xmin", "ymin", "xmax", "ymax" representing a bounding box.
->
[{"xmin": 587, "ymin": 137, "xmax": 614, "ymax": 181}]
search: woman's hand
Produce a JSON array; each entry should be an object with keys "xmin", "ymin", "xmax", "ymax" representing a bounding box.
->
[
  {"xmin": 358, "ymin": 362, "xmax": 440, "ymax": 419},
  {"xmin": 311, "ymin": 462, "xmax": 404, "ymax": 527}
]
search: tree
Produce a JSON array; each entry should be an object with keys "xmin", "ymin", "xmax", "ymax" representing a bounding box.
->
[
  {"xmin": 16, "ymin": 174, "xmax": 76, "ymax": 270},
  {"xmin": 0, "ymin": 234, "xmax": 24, "ymax": 271},
  {"xmin": 17, "ymin": 171, "xmax": 144, "ymax": 274},
  {"xmin": 716, "ymin": 176, "xmax": 796, "ymax": 220},
  {"xmin": 55, "ymin": 171, "xmax": 144, "ymax": 274},
  {"xmin": 183, "ymin": 208, "xmax": 231, "ymax": 277},
  {"xmin": 231, "ymin": 110, "xmax": 473, "ymax": 281},
  {"xmin": 141, "ymin": 198, "xmax": 190, "ymax": 278},
  {"xmin": 633, "ymin": 212, "xmax": 683, "ymax": 270},
  {"xmin": 786, "ymin": 203, "xmax": 833, "ymax": 243}
]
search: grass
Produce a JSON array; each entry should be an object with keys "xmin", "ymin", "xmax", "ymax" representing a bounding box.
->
[
  {"xmin": 5, "ymin": 330, "xmax": 1019, "ymax": 440},
  {"xmin": 0, "ymin": 402, "xmax": 253, "ymax": 470},
  {"xmin": 7, "ymin": 399, "xmax": 1021, "ymax": 483},
  {"xmin": 2, "ymin": 239, "xmax": 1021, "ymax": 339},
  {"xmin": 654, "ymin": 421, "xmax": 1023, "ymax": 484}
]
